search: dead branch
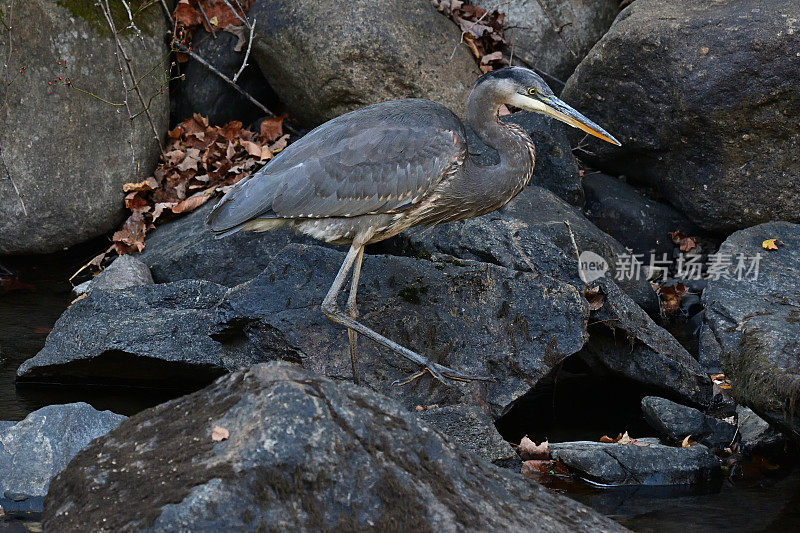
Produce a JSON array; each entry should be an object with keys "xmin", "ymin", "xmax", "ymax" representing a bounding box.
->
[{"xmin": 232, "ymin": 18, "xmax": 255, "ymax": 83}]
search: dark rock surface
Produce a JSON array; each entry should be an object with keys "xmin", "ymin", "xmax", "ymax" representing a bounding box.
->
[
  {"xmin": 218, "ymin": 243, "xmax": 589, "ymax": 415},
  {"xmin": 43, "ymin": 362, "xmax": 624, "ymax": 532},
  {"xmin": 736, "ymin": 405, "xmax": 787, "ymax": 456},
  {"xmin": 416, "ymin": 404, "xmax": 517, "ymax": 466},
  {"xmin": 138, "ymin": 201, "xmax": 315, "ymax": 287},
  {"xmin": 697, "ymin": 326, "xmax": 722, "ymax": 375},
  {"xmin": 583, "ymin": 173, "xmax": 701, "ymax": 256},
  {"xmin": 576, "ymin": 278, "xmax": 713, "ymax": 408},
  {"xmin": 641, "ymin": 396, "xmax": 736, "ymax": 450},
  {"xmin": 250, "ymin": 0, "xmax": 480, "ymax": 126},
  {"xmin": 0, "ymin": 1, "xmax": 169, "ymax": 254},
  {"xmin": 172, "ymin": 28, "xmax": 277, "ymax": 126},
  {"xmin": 386, "ymin": 185, "xmax": 659, "ymax": 315},
  {"xmin": 702, "ymin": 222, "xmax": 800, "ymax": 441},
  {"xmin": 17, "ymin": 280, "xmax": 291, "ymax": 388},
  {"xmin": 550, "ymin": 440, "xmax": 720, "ymax": 486},
  {"xmin": 72, "ymin": 255, "xmax": 153, "ymax": 297},
  {"xmin": 562, "ymin": 0, "xmax": 800, "ymax": 232},
  {"xmin": 0, "ymin": 403, "xmax": 125, "ymax": 499}
]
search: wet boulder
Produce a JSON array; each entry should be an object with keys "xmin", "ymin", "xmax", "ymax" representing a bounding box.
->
[
  {"xmin": 583, "ymin": 173, "xmax": 701, "ymax": 257},
  {"xmin": 384, "ymin": 185, "xmax": 659, "ymax": 315},
  {"xmin": 72, "ymin": 255, "xmax": 153, "ymax": 297},
  {"xmin": 561, "ymin": 0, "xmax": 800, "ymax": 232},
  {"xmin": 703, "ymin": 222, "xmax": 800, "ymax": 441},
  {"xmin": 249, "ymin": 0, "xmax": 481, "ymax": 126},
  {"xmin": 0, "ymin": 1, "xmax": 169, "ymax": 254},
  {"xmin": 1, "ymin": 403, "xmax": 125, "ymax": 499},
  {"xmin": 17, "ymin": 280, "xmax": 290, "ymax": 389},
  {"xmin": 43, "ymin": 362, "xmax": 624, "ymax": 532},
  {"xmin": 550, "ymin": 440, "xmax": 720, "ymax": 486},
  {"xmin": 218, "ymin": 243, "xmax": 589, "ymax": 416},
  {"xmin": 641, "ymin": 396, "xmax": 736, "ymax": 450},
  {"xmin": 474, "ymin": 0, "xmax": 620, "ymax": 82}
]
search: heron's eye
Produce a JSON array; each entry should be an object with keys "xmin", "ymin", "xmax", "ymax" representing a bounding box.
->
[{"xmin": 528, "ymin": 88, "xmax": 537, "ymax": 95}]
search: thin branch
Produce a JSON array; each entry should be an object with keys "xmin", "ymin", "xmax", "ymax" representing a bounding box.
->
[
  {"xmin": 100, "ymin": 0, "xmax": 165, "ymax": 154},
  {"xmin": 196, "ymin": 1, "xmax": 217, "ymax": 38},
  {"xmin": 173, "ymin": 42, "xmax": 298, "ymax": 135},
  {"xmin": 220, "ymin": 0, "xmax": 247, "ymax": 25},
  {"xmin": 232, "ymin": 18, "xmax": 255, "ymax": 83}
]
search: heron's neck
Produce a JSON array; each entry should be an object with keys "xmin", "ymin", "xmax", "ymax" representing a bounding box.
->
[{"xmin": 464, "ymin": 85, "xmax": 535, "ymax": 203}]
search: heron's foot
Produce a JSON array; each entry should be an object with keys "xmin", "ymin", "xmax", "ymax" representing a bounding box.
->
[{"xmin": 392, "ymin": 362, "xmax": 494, "ymax": 388}]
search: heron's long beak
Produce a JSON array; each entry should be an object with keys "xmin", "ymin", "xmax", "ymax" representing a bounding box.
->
[{"xmin": 509, "ymin": 93, "xmax": 621, "ymax": 146}]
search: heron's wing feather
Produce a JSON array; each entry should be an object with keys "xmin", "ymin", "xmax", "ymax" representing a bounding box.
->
[{"xmin": 206, "ymin": 100, "xmax": 466, "ymax": 233}]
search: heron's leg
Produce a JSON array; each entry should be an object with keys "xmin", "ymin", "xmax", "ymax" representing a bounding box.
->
[
  {"xmin": 322, "ymin": 244, "xmax": 493, "ymax": 387},
  {"xmin": 346, "ymin": 247, "xmax": 365, "ymax": 385}
]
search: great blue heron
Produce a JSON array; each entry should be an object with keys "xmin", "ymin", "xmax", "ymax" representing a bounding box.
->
[{"xmin": 207, "ymin": 67, "xmax": 619, "ymax": 387}]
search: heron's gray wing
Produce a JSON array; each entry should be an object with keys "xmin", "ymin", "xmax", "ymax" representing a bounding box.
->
[{"xmin": 206, "ymin": 100, "xmax": 466, "ymax": 233}]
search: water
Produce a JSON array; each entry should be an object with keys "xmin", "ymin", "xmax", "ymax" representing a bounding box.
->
[{"xmin": 2, "ymin": 251, "xmax": 800, "ymax": 531}]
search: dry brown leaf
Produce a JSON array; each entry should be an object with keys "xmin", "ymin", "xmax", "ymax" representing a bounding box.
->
[
  {"xmin": 171, "ymin": 193, "xmax": 211, "ymax": 214},
  {"xmin": 223, "ymin": 25, "xmax": 247, "ymax": 51},
  {"xmin": 521, "ymin": 459, "xmax": 570, "ymax": 478},
  {"xmin": 517, "ymin": 436, "xmax": 550, "ymax": 460},
  {"xmin": 584, "ymin": 286, "xmax": 605, "ymax": 311},
  {"xmin": 123, "ymin": 177, "xmax": 158, "ymax": 193},
  {"xmin": 670, "ymin": 230, "xmax": 698, "ymax": 252},
  {"xmin": 211, "ymin": 425, "xmax": 229, "ymax": 442},
  {"xmin": 660, "ymin": 282, "xmax": 688, "ymax": 315},
  {"xmin": 681, "ymin": 435, "xmax": 697, "ymax": 447},
  {"xmin": 260, "ymin": 115, "xmax": 286, "ymax": 143}
]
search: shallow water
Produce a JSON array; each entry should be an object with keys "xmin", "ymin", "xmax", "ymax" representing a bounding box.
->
[{"xmin": 2, "ymin": 253, "xmax": 800, "ymax": 531}]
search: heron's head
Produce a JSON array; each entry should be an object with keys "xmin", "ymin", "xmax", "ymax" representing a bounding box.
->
[{"xmin": 473, "ymin": 66, "xmax": 620, "ymax": 146}]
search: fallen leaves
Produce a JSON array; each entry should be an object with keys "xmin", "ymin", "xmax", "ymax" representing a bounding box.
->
[
  {"xmin": 681, "ymin": 435, "xmax": 697, "ymax": 447},
  {"xmin": 584, "ymin": 286, "xmax": 605, "ymax": 311},
  {"xmin": 431, "ymin": 0, "xmax": 508, "ymax": 72},
  {"xmin": 670, "ymin": 230, "xmax": 698, "ymax": 252},
  {"xmin": 211, "ymin": 425, "xmax": 229, "ymax": 442},
  {"xmin": 521, "ymin": 459, "xmax": 570, "ymax": 478},
  {"xmin": 517, "ymin": 436, "xmax": 549, "ymax": 460},
  {"xmin": 174, "ymin": 0, "xmax": 254, "ymax": 39},
  {"xmin": 600, "ymin": 431, "xmax": 650, "ymax": 447},
  {"xmin": 762, "ymin": 238, "xmax": 782, "ymax": 251},
  {"xmin": 711, "ymin": 373, "xmax": 732, "ymax": 391},
  {"xmin": 91, "ymin": 113, "xmax": 288, "ymax": 266},
  {"xmin": 659, "ymin": 282, "xmax": 688, "ymax": 315}
]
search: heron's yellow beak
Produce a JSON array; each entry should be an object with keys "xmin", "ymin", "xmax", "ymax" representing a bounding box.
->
[{"xmin": 509, "ymin": 93, "xmax": 621, "ymax": 146}]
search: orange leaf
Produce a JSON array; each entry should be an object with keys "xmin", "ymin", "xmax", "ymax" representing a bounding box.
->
[
  {"xmin": 762, "ymin": 238, "xmax": 781, "ymax": 250},
  {"xmin": 123, "ymin": 177, "xmax": 158, "ymax": 193},
  {"xmin": 259, "ymin": 115, "xmax": 286, "ymax": 143}
]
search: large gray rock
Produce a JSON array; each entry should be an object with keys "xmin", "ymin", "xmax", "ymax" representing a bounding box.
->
[
  {"xmin": 0, "ymin": 403, "xmax": 125, "ymax": 499},
  {"xmin": 416, "ymin": 404, "xmax": 517, "ymax": 466},
  {"xmin": 218, "ymin": 243, "xmax": 589, "ymax": 415},
  {"xmin": 550, "ymin": 440, "xmax": 720, "ymax": 486},
  {"xmin": 475, "ymin": 0, "xmax": 620, "ymax": 82},
  {"xmin": 249, "ymin": 0, "xmax": 480, "ymax": 126},
  {"xmin": 583, "ymin": 173, "xmax": 701, "ymax": 257},
  {"xmin": 72, "ymin": 254, "xmax": 153, "ymax": 297},
  {"xmin": 562, "ymin": 0, "xmax": 800, "ymax": 232},
  {"xmin": 641, "ymin": 396, "xmax": 736, "ymax": 450},
  {"xmin": 736, "ymin": 405, "xmax": 787, "ymax": 456},
  {"xmin": 43, "ymin": 362, "xmax": 624, "ymax": 532},
  {"xmin": 703, "ymin": 222, "xmax": 800, "ymax": 441},
  {"xmin": 386, "ymin": 185, "xmax": 659, "ymax": 315},
  {"xmin": 17, "ymin": 280, "xmax": 291, "ymax": 387},
  {"xmin": 577, "ymin": 278, "xmax": 712, "ymax": 408},
  {"xmin": 173, "ymin": 28, "xmax": 276, "ymax": 126},
  {"xmin": 0, "ymin": 1, "xmax": 168, "ymax": 254}
]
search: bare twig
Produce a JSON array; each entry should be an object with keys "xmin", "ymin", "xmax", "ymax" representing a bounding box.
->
[
  {"xmin": 220, "ymin": 0, "xmax": 247, "ymax": 25},
  {"xmin": 173, "ymin": 42, "xmax": 298, "ymax": 135},
  {"xmin": 100, "ymin": 0, "xmax": 165, "ymax": 154},
  {"xmin": 196, "ymin": 1, "xmax": 217, "ymax": 38},
  {"xmin": 563, "ymin": 219, "xmax": 585, "ymax": 286},
  {"xmin": 232, "ymin": 18, "xmax": 255, "ymax": 83}
]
